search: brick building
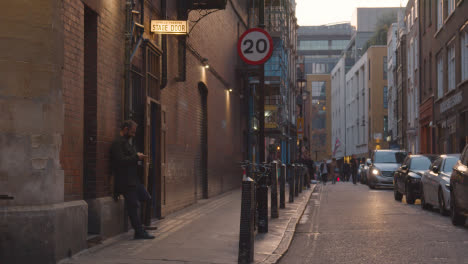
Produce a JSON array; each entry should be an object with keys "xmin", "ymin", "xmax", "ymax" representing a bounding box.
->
[
  {"xmin": 1, "ymin": 0, "xmax": 249, "ymax": 262},
  {"xmin": 419, "ymin": 0, "xmax": 468, "ymax": 154}
]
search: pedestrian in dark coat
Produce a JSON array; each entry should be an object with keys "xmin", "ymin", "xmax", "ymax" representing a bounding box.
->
[
  {"xmin": 111, "ymin": 120, "xmax": 155, "ymax": 240},
  {"xmin": 350, "ymin": 155, "xmax": 358, "ymax": 184}
]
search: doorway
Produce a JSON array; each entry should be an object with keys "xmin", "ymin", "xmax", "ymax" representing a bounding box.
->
[
  {"xmin": 83, "ymin": 5, "xmax": 98, "ymax": 201},
  {"xmin": 198, "ymin": 82, "xmax": 208, "ymax": 199}
]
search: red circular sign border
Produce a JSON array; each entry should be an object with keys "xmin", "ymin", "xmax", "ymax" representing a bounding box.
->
[{"xmin": 237, "ymin": 28, "xmax": 274, "ymax": 65}]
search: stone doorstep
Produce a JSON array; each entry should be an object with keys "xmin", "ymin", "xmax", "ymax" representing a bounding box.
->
[{"xmin": 255, "ymin": 184, "xmax": 317, "ymax": 264}]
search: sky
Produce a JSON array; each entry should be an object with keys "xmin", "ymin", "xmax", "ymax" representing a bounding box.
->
[{"xmin": 296, "ymin": 0, "xmax": 409, "ymax": 26}]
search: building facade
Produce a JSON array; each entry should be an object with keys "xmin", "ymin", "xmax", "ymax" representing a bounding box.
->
[
  {"xmin": 331, "ymin": 57, "xmax": 347, "ymax": 159},
  {"xmin": 387, "ymin": 23, "xmax": 399, "ymax": 148},
  {"xmin": 342, "ymin": 46, "xmax": 389, "ymax": 158},
  {"xmin": 1, "ymin": 0, "xmax": 250, "ymax": 262},
  {"xmin": 405, "ymin": 0, "xmax": 420, "ymax": 154},
  {"xmin": 306, "ymin": 74, "xmax": 331, "ymax": 161},
  {"xmin": 297, "ymin": 23, "xmax": 352, "ymax": 75},
  {"xmin": 430, "ymin": 0, "xmax": 468, "ymax": 154},
  {"xmin": 345, "ymin": 51, "xmax": 369, "ymax": 158}
]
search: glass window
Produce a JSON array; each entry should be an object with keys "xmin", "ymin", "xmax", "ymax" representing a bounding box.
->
[
  {"xmin": 384, "ymin": 116, "xmax": 388, "ymax": 138},
  {"xmin": 331, "ymin": 40, "xmax": 349, "ymax": 50},
  {"xmin": 415, "ymin": 38, "xmax": 418, "ymax": 70},
  {"xmin": 443, "ymin": 156, "xmax": 460, "ymax": 173},
  {"xmin": 437, "ymin": 0, "xmax": 443, "ymax": 30},
  {"xmin": 383, "ymin": 56, "xmax": 388, "ymax": 80},
  {"xmin": 311, "ymin": 81, "xmax": 326, "ymax": 104},
  {"xmin": 461, "ymin": 27, "xmax": 468, "ymax": 82},
  {"xmin": 437, "ymin": 53, "xmax": 444, "ymax": 98},
  {"xmin": 410, "ymin": 157, "xmax": 433, "ymax": 170},
  {"xmin": 448, "ymin": 44, "xmax": 455, "ymax": 91},
  {"xmin": 383, "ymin": 86, "xmax": 388, "ymax": 108},
  {"xmin": 415, "ymin": 0, "xmax": 418, "ymax": 18},
  {"xmin": 448, "ymin": 0, "xmax": 455, "ymax": 15},
  {"xmin": 299, "ymin": 40, "xmax": 329, "ymax": 50},
  {"xmin": 374, "ymin": 151, "xmax": 407, "ymax": 163}
]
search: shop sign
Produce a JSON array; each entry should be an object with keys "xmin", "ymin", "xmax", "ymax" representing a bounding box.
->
[
  {"xmin": 297, "ymin": 117, "xmax": 304, "ymax": 140},
  {"xmin": 151, "ymin": 20, "xmax": 188, "ymax": 34},
  {"xmin": 440, "ymin": 91, "xmax": 462, "ymax": 113}
]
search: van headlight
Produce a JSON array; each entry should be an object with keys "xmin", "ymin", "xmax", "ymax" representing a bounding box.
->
[{"xmin": 372, "ymin": 169, "xmax": 380, "ymax": 175}]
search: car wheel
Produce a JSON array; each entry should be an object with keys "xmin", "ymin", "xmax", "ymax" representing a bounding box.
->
[
  {"xmin": 405, "ymin": 183, "xmax": 415, "ymax": 204},
  {"xmin": 438, "ymin": 189, "xmax": 449, "ymax": 216},
  {"xmin": 420, "ymin": 186, "xmax": 430, "ymax": 210},
  {"xmin": 394, "ymin": 180, "xmax": 402, "ymax": 201},
  {"xmin": 450, "ymin": 192, "xmax": 466, "ymax": 226}
]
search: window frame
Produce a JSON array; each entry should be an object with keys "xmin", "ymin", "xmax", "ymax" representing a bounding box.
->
[{"xmin": 437, "ymin": 52, "xmax": 444, "ymax": 98}]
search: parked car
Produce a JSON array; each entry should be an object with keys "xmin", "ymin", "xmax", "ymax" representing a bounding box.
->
[
  {"xmin": 360, "ymin": 158, "xmax": 371, "ymax": 184},
  {"xmin": 367, "ymin": 150, "xmax": 407, "ymax": 189},
  {"xmin": 394, "ymin": 155, "xmax": 438, "ymax": 204},
  {"xmin": 450, "ymin": 144, "xmax": 468, "ymax": 226},
  {"xmin": 420, "ymin": 154, "xmax": 460, "ymax": 215}
]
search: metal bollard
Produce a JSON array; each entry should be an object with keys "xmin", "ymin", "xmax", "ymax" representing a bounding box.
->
[
  {"xmin": 280, "ymin": 163, "xmax": 286, "ymax": 209},
  {"xmin": 289, "ymin": 164, "xmax": 295, "ymax": 203},
  {"xmin": 238, "ymin": 177, "xmax": 255, "ymax": 264},
  {"xmin": 257, "ymin": 183, "xmax": 268, "ymax": 233},
  {"xmin": 270, "ymin": 161, "xmax": 279, "ymax": 218},
  {"xmin": 298, "ymin": 164, "xmax": 303, "ymax": 194},
  {"xmin": 294, "ymin": 164, "xmax": 299, "ymax": 197}
]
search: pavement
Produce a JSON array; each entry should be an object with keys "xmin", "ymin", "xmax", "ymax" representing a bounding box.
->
[{"xmin": 60, "ymin": 183, "xmax": 316, "ymax": 264}]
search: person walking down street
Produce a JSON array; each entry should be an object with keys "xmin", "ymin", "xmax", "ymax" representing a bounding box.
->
[
  {"xmin": 343, "ymin": 162, "xmax": 350, "ymax": 182},
  {"xmin": 111, "ymin": 120, "xmax": 155, "ymax": 240},
  {"xmin": 320, "ymin": 160, "xmax": 328, "ymax": 185},
  {"xmin": 350, "ymin": 155, "xmax": 358, "ymax": 185}
]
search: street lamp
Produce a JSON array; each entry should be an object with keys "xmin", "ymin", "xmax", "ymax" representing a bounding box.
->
[{"xmin": 296, "ymin": 77, "xmax": 306, "ymax": 159}]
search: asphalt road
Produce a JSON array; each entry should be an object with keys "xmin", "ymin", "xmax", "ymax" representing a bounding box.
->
[{"xmin": 279, "ymin": 182, "xmax": 468, "ymax": 264}]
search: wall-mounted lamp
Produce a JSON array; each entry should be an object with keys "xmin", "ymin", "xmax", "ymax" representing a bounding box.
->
[
  {"xmin": 202, "ymin": 58, "xmax": 209, "ymax": 69},
  {"xmin": 228, "ymin": 88, "xmax": 233, "ymax": 92}
]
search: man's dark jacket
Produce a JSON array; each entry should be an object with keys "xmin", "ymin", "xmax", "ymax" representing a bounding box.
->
[{"xmin": 110, "ymin": 135, "xmax": 140, "ymax": 194}]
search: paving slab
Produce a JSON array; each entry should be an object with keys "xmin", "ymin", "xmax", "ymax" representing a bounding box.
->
[{"xmin": 60, "ymin": 184, "xmax": 316, "ymax": 264}]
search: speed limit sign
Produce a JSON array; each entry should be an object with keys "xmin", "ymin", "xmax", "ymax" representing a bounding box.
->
[{"xmin": 237, "ymin": 28, "xmax": 273, "ymax": 65}]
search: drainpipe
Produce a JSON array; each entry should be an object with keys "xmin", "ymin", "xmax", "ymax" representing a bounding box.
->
[
  {"xmin": 124, "ymin": 0, "xmax": 133, "ymax": 119},
  {"xmin": 160, "ymin": 0, "xmax": 168, "ymax": 89}
]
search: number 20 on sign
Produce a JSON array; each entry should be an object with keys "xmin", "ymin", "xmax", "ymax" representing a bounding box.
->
[{"xmin": 237, "ymin": 28, "xmax": 273, "ymax": 65}]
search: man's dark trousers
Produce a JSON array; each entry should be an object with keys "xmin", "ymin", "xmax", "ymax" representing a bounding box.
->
[{"xmin": 124, "ymin": 184, "xmax": 151, "ymax": 234}]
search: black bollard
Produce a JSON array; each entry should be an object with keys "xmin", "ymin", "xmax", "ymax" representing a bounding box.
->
[
  {"xmin": 294, "ymin": 164, "xmax": 299, "ymax": 197},
  {"xmin": 270, "ymin": 161, "xmax": 279, "ymax": 218},
  {"xmin": 238, "ymin": 177, "xmax": 255, "ymax": 264},
  {"xmin": 280, "ymin": 163, "xmax": 286, "ymax": 209},
  {"xmin": 257, "ymin": 184, "xmax": 269, "ymax": 233},
  {"xmin": 298, "ymin": 164, "xmax": 303, "ymax": 194},
  {"xmin": 289, "ymin": 164, "xmax": 295, "ymax": 203}
]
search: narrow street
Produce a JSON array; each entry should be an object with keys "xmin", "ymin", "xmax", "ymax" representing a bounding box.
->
[{"xmin": 280, "ymin": 182, "xmax": 468, "ymax": 264}]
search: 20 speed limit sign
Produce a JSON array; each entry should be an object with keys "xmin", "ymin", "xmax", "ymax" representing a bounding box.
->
[{"xmin": 237, "ymin": 28, "xmax": 273, "ymax": 65}]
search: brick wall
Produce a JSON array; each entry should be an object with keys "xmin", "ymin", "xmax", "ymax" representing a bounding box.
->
[
  {"xmin": 61, "ymin": 0, "xmax": 124, "ymax": 201},
  {"xmin": 95, "ymin": 1, "xmax": 124, "ymax": 198},
  {"xmin": 160, "ymin": 2, "xmax": 247, "ymax": 214},
  {"xmin": 61, "ymin": 0, "xmax": 85, "ymax": 201}
]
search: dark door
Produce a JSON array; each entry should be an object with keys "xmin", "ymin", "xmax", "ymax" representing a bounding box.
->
[
  {"xmin": 198, "ymin": 82, "xmax": 208, "ymax": 199},
  {"xmin": 146, "ymin": 101, "xmax": 162, "ymax": 219},
  {"xmin": 83, "ymin": 6, "xmax": 98, "ymax": 201}
]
